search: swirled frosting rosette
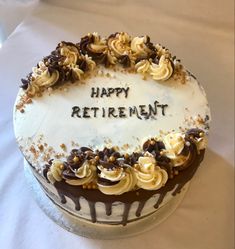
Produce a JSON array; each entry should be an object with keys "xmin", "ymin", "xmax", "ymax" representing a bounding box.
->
[
  {"xmin": 97, "ymin": 164, "xmax": 137, "ymax": 195},
  {"xmin": 134, "ymin": 153, "xmax": 168, "ymax": 190},
  {"xmin": 64, "ymin": 161, "xmax": 97, "ymax": 186},
  {"xmin": 47, "ymin": 160, "xmax": 64, "ymax": 184},
  {"xmin": 162, "ymin": 133, "xmax": 190, "ymax": 167}
]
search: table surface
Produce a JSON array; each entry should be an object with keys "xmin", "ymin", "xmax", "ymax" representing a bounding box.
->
[{"xmin": 0, "ymin": 1, "xmax": 234, "ymax": 249}]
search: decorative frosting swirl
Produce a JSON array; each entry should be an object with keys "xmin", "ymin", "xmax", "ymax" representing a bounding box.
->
[
  {"xmin": 70, "ymin": 65, "xmax": 84, "ymax": 81},
  {"xmin": 80, "ymin": 33, "xmax": 117, "ymax": 66},
  {"xmin": 134, "ymin": 153, "xmax": 168, "ymax": 190},
  {"xmin": 60, "ymin": 46, "xmax": 78, "ymax": 66},
  {"xmin": 20, "ymin": 32, "xmax": 184, "ymax": 98},
  {"xmin": 32, "ymin": 66, "xmax": 59, "ymax": 88},
  {"xmin": 80, "ymin": 54, "xmax": 96, "ymax": 71},
  {"xmin": 131, "ymin": 36, "xmax": 153, "ymax": 59},
  {"xmin": 47, "ymin": 160, "xmax": 64, "ymax": 184},
  {"xmin": 150, "ymin": 55, "xmax": 174, "ymax": 81},
  {"xmin": 162, "ymin": 133, "xmax": 190, "ymax": 167},
  {"xmin": 97, "ymin": 165, "xmax": 125, "ymax": 182},
  {"xmin": 108, "ymin": 32, "xmax": 132, "ymax": 59},
  {"xmin": 88, "ymin": 32, "xmax": 107, "ymax": 53},
  {"xmin": 135, "ymin": 59, "xmax": 151, "ymax": 74},
  {"xmin": 25, "ymin": 83, "xmax": 40, "ymax": 97},
  {"xmin": 24, "ymin": 61, "xmax": 60, "ymax": 96},
  {"xmin": 97, "ymin": 165, "xmax": 137, "ymax": 195},
  {"xmin": 65, "ymin": 161, "xmax": 96, "ymax": 186}
]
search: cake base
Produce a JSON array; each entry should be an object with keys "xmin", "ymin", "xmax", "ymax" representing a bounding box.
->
[{"xmin": 24, "ymin": 160, "xmax": 189, "ymax": 239}]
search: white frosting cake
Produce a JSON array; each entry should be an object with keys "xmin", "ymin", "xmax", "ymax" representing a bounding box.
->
[{"xmin": 13, "ymin": 32, "xmax": 211, "ymax": 231}]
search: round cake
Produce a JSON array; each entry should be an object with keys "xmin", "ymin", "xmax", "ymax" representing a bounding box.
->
[{"xmin": 13, "ymin": 32, "xmax": 211, "ymax": 237}]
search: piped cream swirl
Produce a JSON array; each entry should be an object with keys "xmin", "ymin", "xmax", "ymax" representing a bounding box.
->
[
  {"xmin": 135, "ymin": 59, "xmax": 151, "ymax": 74},
  {"xmin": 108, "ymin": 32, "xmax": 132, "ymax": 58},
  {"xmin": 134, "ymin": 153, "xmax": 168, "ymax": 190},
  {"xmin": 163, "ymin": 133, "xmax": 189, "ymax": 167},
  {"xmin": 70, "ymin": 65, "xmax": 84, "ymax": 80},
  {"xmin": 150, "ymin": 55, "xmax": 174, "ymax": 81},
  {"xmin": 97, "ymin": 165, "xmax": 137, "ymax": 195},
  {"xmin": 89, "ymin": 32, "xmax": 107, "ymax": 53},
  {"xmin": 60, "ymin": 46, "xmax": 78, "ymax": 66},
  {"xmin": 47, "ymin": 160, "xmax": 64, "ymax": 184},
  {"xmin": 26, "ymin": 61, "xmax": 59, "ymax": 96},
  {"xmin": 81, "ymin": 54, "xmax": 96, "ymax": 71},
  {"xmin": 65, "ymin": 161, "xmax": 96, "ymax": 186},
  {"xmin": 131, "ymin": 36, "xmax": 152, "ymax": 58},
  {"xmin": 33, "ymin": 68, "xmax": 59, "ymax": 87}
]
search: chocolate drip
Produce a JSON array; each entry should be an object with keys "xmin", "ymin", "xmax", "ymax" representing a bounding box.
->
[
  {"xmin": 52, "ymin": 149, "xmax": 204, "ymax": 225},
  {"xmin": 154, "ymin": 150, "xmax": 204, "ymax": 208},
  {"xmin": 88, "ymin": 201, "xmax": 96, "ymax": 223},
  {"xmin": 122, "ymin": 203, "xmax": 131, "ymax": 226},
  {"xmin": 53, "ymin": 181, "xmax": 160, "ymax": 225},
  {"xmin": 57, "ymin": 191, "xmax": 66, "ymax": 204},
  {"xmin": 105, "ymin": 203, "xmax": 112, "ymax": 216},
  {"xmin": 154, "ymin": 194, "xmax": 165, "ymax": 209},
  {"xmin": 38, "ymin": 131, "xmax": 206, "ymax": 226},
  {"xmin": 136, "ymin": 201, "xmax": 147, "ymax": 217},
  {"xmin": 74, "ymin": 198, "xmax": 81, "ymax": 211}
]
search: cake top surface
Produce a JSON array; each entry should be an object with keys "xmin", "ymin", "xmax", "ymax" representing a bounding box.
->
[{"xmin": 13, "ymin": 32, "xmax": 210, "ymax": 194}]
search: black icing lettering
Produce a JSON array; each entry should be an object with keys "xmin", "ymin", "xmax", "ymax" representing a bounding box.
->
[
  {"xmin": 129, "ymin": 106, "xmax": 142, "ymax": 120},
  {"xmin": 71, "ymin": 95, "xmax": 168, "ymax": 119},
  {"xmin": 102, "ymin": 107, "xmax": 105, "ymax": 117},
  {"xmin": 91, "ymin": 87, "xmax": 99, "ymax": 98},
  {"xmin": 123, "ymin": 87, "xmax": 130, "ymax": 98},
  {"xmin": 83, "ymin": 107, "xmax": 91, "ymax": 118},
  {"xmin": 118, "ymin": 107, "xmax": 126, "ymax": 118},
  {"xmin": 71, "ymin": 106, "xmax": 81, "ymax": 118},
  {"xmin": 108, "ymin": 107, "xmax": 118, "ymax": 118},
  {"xmin": 90, "ymin": 87, "xmax": 130, "ymax": 98},
  {"xmin": 161, "ymin": 104, "xmax": 168, "ymax": 116},
  {"xmin": 139, "ymin": 105, "xmax": 148, "ymax": 117},
  {"xmin": 148, "ymin": 101, "xmax": 158, "ymax": 117},
  {"xmin": 108, "ymin": 88, "xmax": 115, "ymax": 97},
  {"xmin": 116, "ymin": 88, "xmax": 122, "ymax": 97},
  {"xmin": 91, "ymin": 107, "xmax": 99, "ymax": 117},
  {"xmin": 100, "ymin": 88, "xmax": 109, "ymax": 98}
]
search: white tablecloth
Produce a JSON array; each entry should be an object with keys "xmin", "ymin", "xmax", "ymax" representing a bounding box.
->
[{"xmin": 0, "ymin": 1, "xmax": 234, "ymax": 248}]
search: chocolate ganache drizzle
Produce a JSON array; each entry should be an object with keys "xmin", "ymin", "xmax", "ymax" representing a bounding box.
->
[{"xmin": 42, "ymin": 128, "xmax": 207, "ymax": 226}]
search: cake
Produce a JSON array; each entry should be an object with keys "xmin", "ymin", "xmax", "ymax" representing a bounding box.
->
[{"xmin": 13, "ymin": 32, "xmax": 211, "ymax": 236}]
